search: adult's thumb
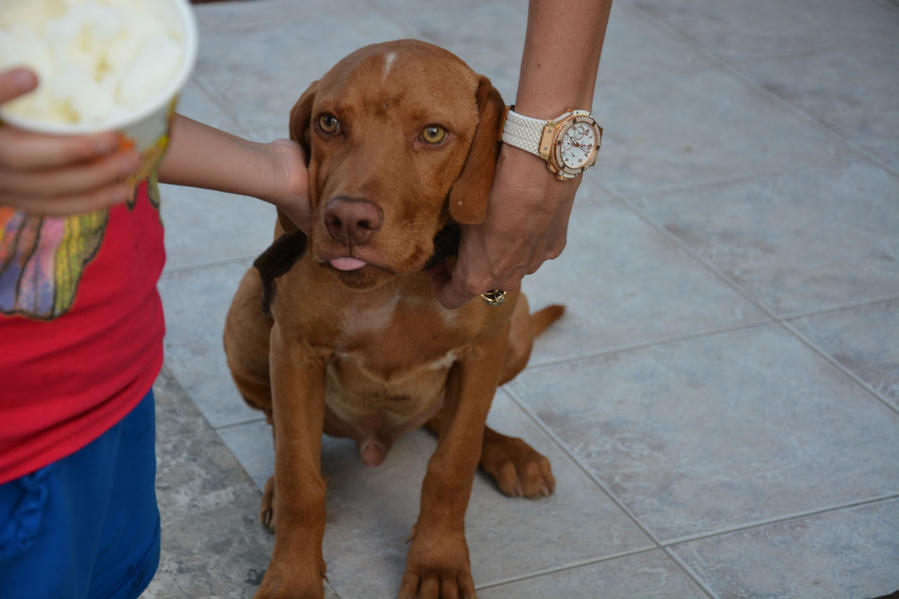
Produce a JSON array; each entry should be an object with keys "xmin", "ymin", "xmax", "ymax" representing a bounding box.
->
[{"xmin": 0, "ymin": 68, "xmax": 38, "ymax": 105}]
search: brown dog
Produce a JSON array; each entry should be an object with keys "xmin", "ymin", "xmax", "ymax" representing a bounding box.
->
[{"xmin": 223, "ymin": 39, "xmax": 563, "ymax": 599}]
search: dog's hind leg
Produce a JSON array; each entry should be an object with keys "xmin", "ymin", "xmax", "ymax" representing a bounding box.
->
[
  {"xmin": 224, "ymin": 267, "xmax": 275, "ymax": 418},
  {"xmin": 499, "ymin": 294, "xmax": 564, "ymax": 386}
]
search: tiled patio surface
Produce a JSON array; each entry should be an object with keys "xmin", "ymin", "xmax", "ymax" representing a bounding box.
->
[{"xmin": 144, "ymin": 0, "xmax": 899, "ymax": 597}]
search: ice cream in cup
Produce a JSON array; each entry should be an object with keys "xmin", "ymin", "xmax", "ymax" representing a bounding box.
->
[{"xmin": 0, "ymin": 0, "xmax": 198, "ymax": 185}]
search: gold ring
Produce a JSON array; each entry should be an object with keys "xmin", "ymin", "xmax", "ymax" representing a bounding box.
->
[{"xmin": 480, "ymin": 289, "xmax": 507, "ymax": 306}]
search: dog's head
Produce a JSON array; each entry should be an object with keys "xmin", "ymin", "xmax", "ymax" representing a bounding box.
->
[{"xmin": 286, "ymin": 39, "xmax": 504, "ymax": 289}]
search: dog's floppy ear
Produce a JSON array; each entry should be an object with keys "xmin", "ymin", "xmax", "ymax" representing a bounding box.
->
[
  {"xmin": 447, "ymin": 77, "xmax": 505, "ymax": 225},
  {"xmin": 289, "ymin": 79, "xmax": 319, "ymax": 160},
  {"xmin": 279, "ymin": 80, "xmax": 319, "ymax": 233}
]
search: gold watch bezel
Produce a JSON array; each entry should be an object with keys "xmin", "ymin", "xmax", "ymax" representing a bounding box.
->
[{"xmin": 540, "ymin": 110, "xmax": 603, "ymax": 181}]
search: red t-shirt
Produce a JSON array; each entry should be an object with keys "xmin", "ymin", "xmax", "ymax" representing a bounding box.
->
[{"xmin": 0, "ymin": 181, "xmax": 165, "ymax": 484}]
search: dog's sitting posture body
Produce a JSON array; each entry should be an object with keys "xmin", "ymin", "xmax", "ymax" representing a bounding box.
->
[{"xmin": 223, "ymin": 39, "xmax": 563, "ymax": 599}]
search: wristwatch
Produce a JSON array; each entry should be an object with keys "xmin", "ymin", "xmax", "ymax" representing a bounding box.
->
[{"xmin": 499, "ymin": 107, "xmax": 602, "ymax": 180}]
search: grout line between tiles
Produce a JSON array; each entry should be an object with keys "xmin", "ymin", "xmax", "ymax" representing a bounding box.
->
[
  {"xmin": 474, "ymin": 546, "xmax": 658, "ymax": 591},
  {"xmin": 525, "ymin": 319, "xmax": 775, "ymax": 371},
  {"xmin": 189, "ymin": 73, "xmax": 255, "ymax": 139},
  {"xmin": 777, "ymin": 294, "xmax": 899, "ymax": 322},
  {"xmin": 782, "ymin": 321, "xmax": 899, "ymax": 415},
  {"xmin": 661, "ymin": 547, "xmax": 720, "ymax": 599},
  {"xmin": 599, "ymin": 149, "xmax": 867, "ymax": 201},
  {"xmin": 214, "ymin": 415, "xmax": 269, "ymax": 431},
  {"xmin": 659, "ymin": 493, "xmax": 899, "ymax": 548},
  {"xmin": 163, "ymin": 253, "xmax": 257, "ymax": 274}
]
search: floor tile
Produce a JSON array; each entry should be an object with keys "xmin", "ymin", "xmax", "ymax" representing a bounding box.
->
[
  {"xmin": 790, "ymin": 300, "xmax": 899, "ymax": 410},
  {"xmin": 174, "ymin": 77, "xmax": 246, "ymax": 138},
  {"xmin": 217, "ymin": 419, "xmax": 270, "ymax": 491},
  {"xmin": 596, "ymin": 2, "xmax": 718, "ymax": 84},
  {"xmin": 521, "ymin": 200, "xmax": 768, "ymax": 364},
  {"xmin": 733, "ymin": 41, "xmax": 899, "ymax": 150},
  {"xmin": 633, "ymin": 0, "xmax": 899, "ymax": 62},
  {"xmin": 873, "ymin": 146, "xmax": 899, "ymax": 172},
  {"xmin": 158, "ymin": 259, "xmax": 262, "ymax": 428},
  {"xmin": 508, "ymin": 325, "xmax": 899, "ymax": 542},
  {"xmin": 672, "ymin": 499, "xmax": 899, "ymax": 599},
  {"xmin": 372, "ymin": 0, "xmax": 527, "ymax": 99},
  {"xmin": 153, "ymin": 367, "xmax": 257, "ymax": 528},
  {"xmin": 478, "ymin": 550, "xmax": 708, "ymax": 599},
  {"xmin": 222, "ymin": 393, "xmax": 652, "ymax": 598},
  {"xmin": 161, "ymin": 183, "xmax": 277, "ymax": 271},
  {"xmin": 592, "ymin": 67, "xmax": 854, "ymax": 194},
  {"xmin": 191, "ymin": 0, "xmax": 413, "ymax": 132},
  {"xmin": 629, "ymin": 159, "xmax": 899, "ymax": 316}
]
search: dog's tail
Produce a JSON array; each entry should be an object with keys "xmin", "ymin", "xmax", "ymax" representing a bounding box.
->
[{"xmin": 531, "ymin": 304, "xmax": 565, "ymax": 337}]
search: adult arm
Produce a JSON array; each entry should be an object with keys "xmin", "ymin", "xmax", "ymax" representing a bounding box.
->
[{"xmin": 430, "ymin": 0, "xmax": 613, "ymax": 309}]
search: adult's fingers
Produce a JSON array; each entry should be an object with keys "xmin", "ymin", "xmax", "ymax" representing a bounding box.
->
[
  {"xmin": 0, "ymin": 148, "xmax": 139, "ymax": 197},
  {"xmin": 428, "ymin": 262, "xmax": 474, "ymax": 310},
  {"xmin": 0, "ymin": 68, "xmax": 38, "ymax": 104}
]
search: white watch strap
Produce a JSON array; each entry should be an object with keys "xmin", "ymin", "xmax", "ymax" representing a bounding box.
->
[{"xmin": 500, "ymin": 110, "xmax": 547, "ymax": 156}]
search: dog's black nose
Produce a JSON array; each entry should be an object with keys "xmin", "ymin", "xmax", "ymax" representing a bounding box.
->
[{"xmin": 324, "ymin": 197, "xmax": 383, "ymax": 245}]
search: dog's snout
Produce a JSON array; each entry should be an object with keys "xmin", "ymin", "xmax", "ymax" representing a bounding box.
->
[{"xmin": 324, "ymin": 197, "xmax": 383, "ymax": 245}]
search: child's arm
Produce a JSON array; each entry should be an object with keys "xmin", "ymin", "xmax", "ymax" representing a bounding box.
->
[
  {"xmin": 158, "ymin": 115, "xmax": 310, "ymax": 231},
  {"xmin": 0, "ymin": 68, "xmax": 309, "ymax": 227}
]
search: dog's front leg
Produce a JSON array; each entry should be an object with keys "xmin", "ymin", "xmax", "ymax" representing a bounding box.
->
[
  {"xmin": 255, "ymin": 323, "xmax": 328, "ymax": 599},
  {"xmin": 399, "ymin": 328, "xmax": 510, "ymax": 599}
]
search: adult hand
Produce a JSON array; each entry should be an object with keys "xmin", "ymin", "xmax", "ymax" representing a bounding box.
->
[
  {"xmin": 0, "ymin": 67, "xmax": 139, "ymax": 215},
  {"xmin": 429, "ymin": 145, "xmax": 579, "ymax": 309}
]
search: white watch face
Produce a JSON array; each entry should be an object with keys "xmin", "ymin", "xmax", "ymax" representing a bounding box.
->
[{"xmin": 558, "ymin": 120, "xmax": 599, "ymax": 169}]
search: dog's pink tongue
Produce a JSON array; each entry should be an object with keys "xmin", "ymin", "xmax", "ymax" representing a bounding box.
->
[{"xmin": 329, "ymin": 257, "xmax": 367, "ymax": 271}]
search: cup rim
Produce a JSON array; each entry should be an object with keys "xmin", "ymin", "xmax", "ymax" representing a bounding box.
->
[{"xmin": 0, "ymin": 0, "xmax": 198, "ymax": 136}]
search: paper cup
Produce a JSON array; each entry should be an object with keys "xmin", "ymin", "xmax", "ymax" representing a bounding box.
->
[{"xmin": 0, "ymin": 0, "xmax": 198, "ymax": 184}]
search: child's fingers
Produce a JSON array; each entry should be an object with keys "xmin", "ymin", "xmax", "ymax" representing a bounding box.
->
[
  {"xmin": 0, "ymin": 67, "xmax": 38, "ymax": 104},
  {"xmin": 0, "ymin": 149, "xmax": 140, "ymax": 198},
  {"xmin": 0, "ymin": 125, "xmax": 121, "ymax": 171},
  {"xmin": 0, "ymin": 181, "xmax": 135, "ymax": 216}
]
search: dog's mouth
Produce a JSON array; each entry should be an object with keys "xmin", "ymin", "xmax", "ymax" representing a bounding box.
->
[
  {"xmin": 313, "ymin": 223, "xmax": 458, "ymax": 288},
  {"xmin": 318, "ymin": 253, "xmax": 396, "ymax": 289}
]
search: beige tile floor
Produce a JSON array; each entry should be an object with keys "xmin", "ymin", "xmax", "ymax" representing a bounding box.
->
[{"xmin": 144, "ymin": 0, "xmax": 899, "ymax": 597}]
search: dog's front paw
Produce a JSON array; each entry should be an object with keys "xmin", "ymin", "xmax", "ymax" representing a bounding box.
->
[
  {"xmin": 253, "ymin": 558, "xmax": 326, "ymax": 599},
  {"xmin": 398, "ymin": 531, "xmax": 476, "ymax": 599},
  {"xmin": 480, "ymin": 434, "xmax": 555, "ymax": 498}
]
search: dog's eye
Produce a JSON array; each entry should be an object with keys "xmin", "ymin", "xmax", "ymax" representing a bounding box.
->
[
  {"xmin": 318, "ymin": 114, "xmax": 341, "ymax": 134},
  {"xmin": 420, "ymin": 125, "xmax": 447, "ymax": 145}
]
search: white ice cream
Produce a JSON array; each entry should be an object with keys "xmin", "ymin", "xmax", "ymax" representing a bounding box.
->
[{"xmin": 0, "ymin": 0, "xmax": 185, "ymax": 125}]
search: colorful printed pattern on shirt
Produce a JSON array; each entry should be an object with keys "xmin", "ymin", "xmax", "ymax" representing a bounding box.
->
[{"xmin": 0, "ymin": 178, "xmax": 160, "ymax": 320}]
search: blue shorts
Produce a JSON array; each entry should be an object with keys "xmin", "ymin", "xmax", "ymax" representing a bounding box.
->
[{"xmin": 0, "ymin": 390, "xmax": 160, "ymax": 599}]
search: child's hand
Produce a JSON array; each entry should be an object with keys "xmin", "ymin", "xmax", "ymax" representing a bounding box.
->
[
  {"xmin": 0, "ymin": 67, "xmax": 140, "ymax": 215},
  {"xmin": 262, "ymin": 138, "xmax": 311, "ymax": 233}
]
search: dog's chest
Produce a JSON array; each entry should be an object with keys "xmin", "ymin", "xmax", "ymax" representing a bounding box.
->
[{"xmin": 323, "ymin": 297, "xmax": 464, "ymax": 427}]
